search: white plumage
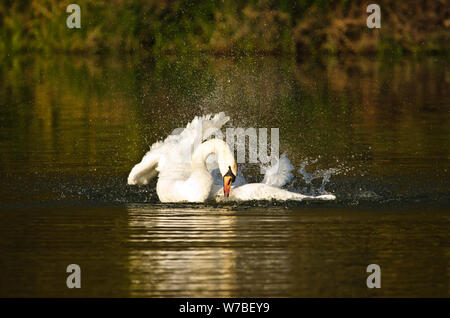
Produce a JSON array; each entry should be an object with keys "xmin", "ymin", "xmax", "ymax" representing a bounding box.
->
[
  {"xmin": 213, "ymin": 154, "xmax": 336, "ymax": 201},
  {"xmin": 128, "ymin": 112, "xmax": 230, "ymax": 186},
  {"xmin": 127, "ymin": 113, "xmax": 336, "ymax": 202}
]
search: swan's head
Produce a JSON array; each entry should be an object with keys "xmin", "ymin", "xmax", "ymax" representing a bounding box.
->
[
  {"xmin": 217, "ymin": 142, "xmax": 237, "ymax": 197},
  {"xmin": 223, "ymin": 166, "xmax": 236, "ymax": 197},
  {"xmin": 199, "ymin": 138, "xmax": 237, "ymax": 197}
]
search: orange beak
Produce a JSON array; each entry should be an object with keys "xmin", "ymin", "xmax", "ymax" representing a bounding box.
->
[{"xmin": 223, "ymin": 175, "xmax": 232, "ymax": 197}]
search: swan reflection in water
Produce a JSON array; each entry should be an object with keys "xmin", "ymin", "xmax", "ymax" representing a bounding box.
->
[
  {"xmin": 125, "ymin": 204, "xmax": 298, "ymax": 297},
  {"xmin": 126, "ymin": 205, "xmax": 240, "ymax": 297}
]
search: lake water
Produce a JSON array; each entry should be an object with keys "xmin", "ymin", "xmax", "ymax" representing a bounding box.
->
[{"xmin": 0, "ymin": 54, "xmax": 449, "ymax": 297}]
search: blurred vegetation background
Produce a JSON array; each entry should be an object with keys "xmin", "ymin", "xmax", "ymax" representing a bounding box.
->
[
  {"xmin": 1, "ymin": 0, "xmax": 449, "ymax": 205},
  {"xmin": 0, "ymin": 0, "xmax": 449, "ymax": 57}
]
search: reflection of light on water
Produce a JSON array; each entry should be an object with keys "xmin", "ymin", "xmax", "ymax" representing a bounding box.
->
[{"xmin": 126, "ymin": 206, "xmax": 239, "ymax": 297}]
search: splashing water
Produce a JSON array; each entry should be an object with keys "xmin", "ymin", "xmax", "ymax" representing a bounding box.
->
[{"xmin": 297, "ymin": 158, "xmax": 340, "ymax": 196}]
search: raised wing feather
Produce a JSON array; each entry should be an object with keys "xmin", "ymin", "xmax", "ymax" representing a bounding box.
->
[
  {"xmin": 127, "ymin": 113, "xmax": 230, "ymax": 185},
  {"xmin": 261, "ymin": 154, "xmax": 294, "ymax": 188}
]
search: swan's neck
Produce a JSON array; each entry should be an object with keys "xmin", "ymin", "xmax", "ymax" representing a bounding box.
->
[
  {"xmin": 191, "ymin": 139, "xmax": 222, "ymax": 170},
  {"xmin": 191, "ymin": 139, "xmax": 217, "ymax": 170}
]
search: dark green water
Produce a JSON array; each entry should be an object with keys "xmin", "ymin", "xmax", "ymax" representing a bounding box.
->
[{"xmin": 0, "ymin": 54, "xmax": 449, "ymax": 297}]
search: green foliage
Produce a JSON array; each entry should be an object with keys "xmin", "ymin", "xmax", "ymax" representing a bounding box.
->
[{"xmin": 0, "ymin": 0, "xmax": 448, "ymax": 57}]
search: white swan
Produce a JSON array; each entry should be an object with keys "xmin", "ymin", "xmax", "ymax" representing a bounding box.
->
[
  {"xmin": 156, "ymin": 138, "xmax": 237, "ymax": 202},
  {"xmin": 128, "ymin": 113, "xmax": 237, "ymax": 202},
  {"xmin": 128, "ymin": 112, "xmax": 336, "ymax": 203},
  {"xmin": 212, "ymin": 154, "xmax": 336, "ymax": 202},
  {"xmin": 128, "ymin": 113, "xmax": 230, "ymax": 185}
]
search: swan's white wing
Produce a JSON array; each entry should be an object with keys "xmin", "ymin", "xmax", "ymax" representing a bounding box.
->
[
  {"xmin": 197, "ymin": 112, "xmax": 230, "ymax": 140},
  {"xmin": 160, "ymin": 112, "xmax": 230, "ymax": 179},
  {"xmin": 261, "ymin": 154, "xmax": 294, "ymax": 188},
  {"xmin": 128, "ymin": 113, "xmax": 230, "ymax": 185},
  {"xmin": 215, "ymin": 184, "xmax": 302, "ymax": 201},
  {"xmin": 127, "ymin": 142, "xmax": 163, "ymax": 185},
  {"xmin": 176, "ymin": 112, "xmax": 229, "ymax": 154},
  {"xmin": 215, "ymin": 183, "xmax": 336, "ymax": 201},
  {"xmin": 213, "ymin": 153, "xmax": 335, "ymax": 201}
]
